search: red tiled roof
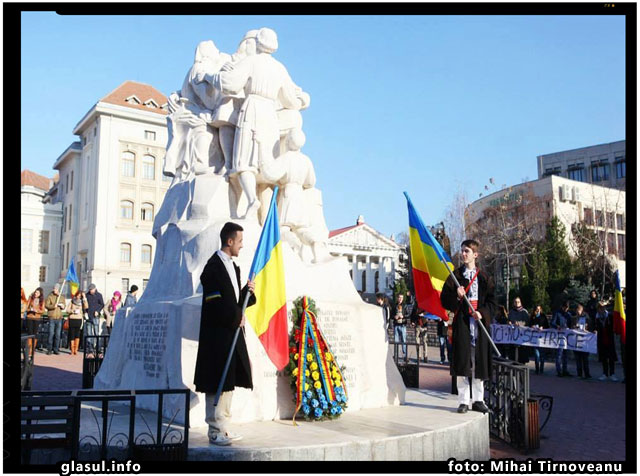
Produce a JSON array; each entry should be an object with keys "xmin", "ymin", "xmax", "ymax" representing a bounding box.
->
[
  {"xmin": 21, "ymin": 170, "xmax": 54, "ymax": 192},
  {"xmin": 328, "ymin": 224, "xmax": 362, "ymax": 238},
  {"xmin": 101, "ymin": 80, "xmax": 168, "ymax": 115}
]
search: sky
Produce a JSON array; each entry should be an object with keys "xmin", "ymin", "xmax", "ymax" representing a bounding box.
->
[{"xmin": 20, "ymin": 13, "xmax": 626, "ymax": 238}]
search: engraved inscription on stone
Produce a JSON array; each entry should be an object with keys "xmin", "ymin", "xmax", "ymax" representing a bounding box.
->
[
  {"xmin": 317, "ymin": 307, "xmax": 357, "ymax": 386},
  {"xmin": 127, "ymin": 312, "xmax": 169, "ymax": 379}
]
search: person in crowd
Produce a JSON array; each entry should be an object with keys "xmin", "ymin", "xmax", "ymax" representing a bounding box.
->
[
  {"xmin": 586, "ymin": 289, "xmax": 599, "ymax": 320},
  {"xmin": 530, "ymin": 305, "xmax": 550, "ymax": 375},
  {"xmin": 393, "ymin": 293, "xmax": 408, "ymax": 362},
  {"xmin": 66, "ymin": 290, "xmax": 88, "ymax": 356},
  {"xmin": 25, "ymin": 287, "xmax": 45, "ymax": 356},
  {"xmin": 550, "ymin": 301, "xmax": 572, "ymax": 377},
  {"xmin": 104, "ymin": 290, "xmax": 122, "ymax": 334},
  {"xmin": 595, "ymin": 302, "xmax": 618, "ymax": 381},
  {"xmin": 572, "ymin": 303, "xmax": 593, "ymax": 379},
  {"xmin": 21, "ymin": 287, "xmax": 28, "ymax": 332},
  {"xmin": 508, "ymin": 296, "xmax": 530, "ymax": 364},
  {"xmin": 44, "ymin": 283, "xmax": 66, "ymax": 355},
  {"xmin": 493, "ymin": 305, "xmax": 510, "ymax": 358},
  {"xmin": 123, "ymin": 285, "xmax": 139, "ymax": 309},
  {"xmin": 441, "ymin": 239, "xmax": 497, "ymax": 415},
  {"xmin": 85, "ymin": 284, "xmax": 105, "ymax": 357},
  {"xmin": 437, "ymin": 315, "xmax": 452, "ymax": 365},
  {"xmin": 414, "ymin": 309, "xmax": 428, "ymax": 363},
  {"xmin": 375, "ymin": 292, "xmax": 391, "ymax": 331},
  {"xmin": 194, "ymin": 222, "xmax": 256, "ymax": 446}
]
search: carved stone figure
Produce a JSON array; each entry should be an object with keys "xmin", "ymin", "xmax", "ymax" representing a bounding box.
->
[
  {"xmin": 256, "ymin": 128, "xmax": 330, "ymax": 263},
  {"xmin": 201, "ymin": 28, "xmax": 309, "ymax": 219},
  {"xmin": 164, "ymin": 41, "xmax": 227, "ymax": 181}
]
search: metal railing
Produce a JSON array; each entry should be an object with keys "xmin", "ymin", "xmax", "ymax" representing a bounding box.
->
[
  {"xmin": 21, "ymin": 388, "xmax": 190, "ymax": 464},
  {"xmin": 21, "ymin": 335, "xmax": 36, "ymax": 390},
  {"xmin": 82, "ymin": 335, "xmax": 110, "ymax": 388}
]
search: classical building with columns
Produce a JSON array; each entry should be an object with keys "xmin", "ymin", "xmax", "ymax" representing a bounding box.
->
[{"xmin": 327, "ymin": 216, "xmax": 406, "ymax": 300}]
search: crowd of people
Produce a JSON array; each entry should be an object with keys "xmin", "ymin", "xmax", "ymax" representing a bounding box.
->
[
  {"xmin": 20, "ymin": 283, "xmax": 141, "ymax": 357},
  {"xmin": 377, "ymin": 283, "xmax": 625, "ymax": 384}
]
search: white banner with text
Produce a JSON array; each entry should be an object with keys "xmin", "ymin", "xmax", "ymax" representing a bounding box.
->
[{"xmin": 490, "ymin": 324, "xmax": 597, "ymax": 354}]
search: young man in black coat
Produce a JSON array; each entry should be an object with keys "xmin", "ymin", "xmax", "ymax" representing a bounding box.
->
[
  {"xmin": 441, "ymin": 239, "xmax": 497, "ymax": 414},
  {"xmin": 194, "ymin": 222, "xmax": 256, "ymax": 446}
]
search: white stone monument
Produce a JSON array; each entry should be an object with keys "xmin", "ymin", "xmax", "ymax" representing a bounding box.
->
[{"xmin": 94, "ymin": 27, "xmax": 405, "ymax": 427}]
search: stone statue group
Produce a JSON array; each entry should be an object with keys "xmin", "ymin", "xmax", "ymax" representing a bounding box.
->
[{"xmin": 164, "ymin": 28, "xmax": 330, "ymax": 263}]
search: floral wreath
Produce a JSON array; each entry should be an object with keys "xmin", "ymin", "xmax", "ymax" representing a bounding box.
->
[{"xmin": 286, "ymin": 296, "xmax": 348, "ymax": 423}]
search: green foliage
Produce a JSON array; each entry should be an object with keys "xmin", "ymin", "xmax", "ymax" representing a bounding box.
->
[
  {"xmin": 565, "ymin": 279, "xmax": 591, "ymax": 309},
  {"xmin": 528, "ymin": 242, "xmax": 551, "ymax": 311},
  {"xmin": 544, "ymin": 217, "xmax": 573, "ymax": 307},
  {"xmin": 392, "ymin": 276, "xmax": 409, "ymax": 300}
]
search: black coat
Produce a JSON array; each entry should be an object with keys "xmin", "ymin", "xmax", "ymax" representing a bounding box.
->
[
  {"xmin": 86, "ymin": 291, "xmax": 105, "ymax": 318},
  {"xmin": 194, "ymin": 253, "xmax": 256, "ymax": 394},
  {"xmin": 441, "ymin": 267, "xmax": 497, "ymax": 380},
  {"xmin": 595, "ymin": 311, "xmax": 618, "ymax": 363}
]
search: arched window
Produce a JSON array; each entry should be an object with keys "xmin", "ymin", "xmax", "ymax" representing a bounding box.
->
[
  {"xmin": 141, "ymin": 202, "xmax": 154, "ymax": 221},
  {"xmin": 120, "ymin": 243, "xmax": 131, "ymax": 263},
  {"xmin": 120, "ymin": 200, "xmax": 134, "ymax": 220},
  {"xmin": 142, "ymin": 155, "xmax": 155, "ymax": 180},
  {"xmin": 121, "ymin": 151, "xmax": 135, "ymax": 177},
  {"xmin": 141, "ymin": 244, "xmax": 152, "ymax": 265}
]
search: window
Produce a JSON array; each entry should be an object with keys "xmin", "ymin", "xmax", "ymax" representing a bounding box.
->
[
  {"xmin": 84, "ymin": 202, "xmax": 88, "ymax": 220},
  {"xmin": 66, "ymin": 243, "xmax": 70, "ymax": 268},
  {"xmin": 144, "ymin": 130, "xmax": 156, "ymax": 141},
  {"xmin": 39, "ymin": 230, "xmax": 50, "ymax": 254},
  {"xmin": 143, "ymin": 279, "xmax": 149, "ymax": 291},
  {"xmin": 607, "ymin": 233, "xmax": 616, "ymax": 256},
  {"xmin": 591, "ymin": 162, "xmax": 609, "ymax": 182},
  {"xmin": 120, "ymin": 200, "xmax": 134, "ymax": 220},
  {"xmin": 21, "ymin": 229, "xmax": 33, "ymax": 252},
  {"xmin": 65, "ymin": 174, "xmax": 69, "ymax": 193},
  {"xmin": 141, "ymin": 202, "xmax": 154, "ymax": 221},
  {"xmin": 595, "ymin": 210, "xmax": 604, "ymax": 227},
  {"xmin": 141, "ymin": 245, "xmax": 152, "ymax": 265},
  {"xmin": 567, "ymin": 167, "xmax": 585, "ymax": 182},
  {"xmin": 68, "ymin": 204, "xmax": 72, "ymax": 231},
  {"xmin": 616, "ymin": 160, "xmax": 626, "ymax": 179},
  {"xmin": 544, "ymin": 167, "xmax": 562, "ymax": 177},
  {"xmin": 82, "ymin": 136, "xmax": 87, "ymax": 147},
  {"xmin": 39, "ymin": 266, "xmax": 47, "ymax": 283},
  {"xmin": 607, "ymin": 212, "xmax": 615, "ymax": 230},
  {"xmin": 22, "ymin": 265, "xmax": 31, "ymax": 283},
  {"xmin": 617, "ymin": 234, "xmax": 626, "ymax": 260},
  {"xmin": 63, "ymin": 206, "xmax": 67, "ymax": 231},
  {"xmin": 121, "ymin": 151, "xmax": 135, "ymax": 177},
  {"xmin": 120, "ymin": 243, "xmax": 132, "ymax": 264},
  {"xmin": 70, "ymin": 171, "xmax": 74, "ymax": 191},
  {"xmin": 616, "ymin": 214, "xmax": 625, "ymax": 231},
  {"xmin": 583, "ymin": 208, "xmax": 594, "ymax": 226},
  {"xmin": 142, "ymin": 155, "xmax": 155, "ymax": 180},
  {"xmin": 94, "ymin": 126, "xmax": 97, "ymax": 137},
  {"xmin": 122, "ymin": 278, "xmax": 129, "ymax": 293}
]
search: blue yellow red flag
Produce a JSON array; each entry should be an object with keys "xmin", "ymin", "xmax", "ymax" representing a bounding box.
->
[
  {"xmin": 404, "ymin": 192, "xmax": 454, "ymax": 320},
  {"xmin": 245, "ymin": 187, "xmax": 289, "ymax": 370},
  {"xmin": 65, "ymin": 258, "xmax": 80, "ymax": 296},
  {"xmin": 613, "ymin": 270, "xmax": 626, "ymax": 345}
]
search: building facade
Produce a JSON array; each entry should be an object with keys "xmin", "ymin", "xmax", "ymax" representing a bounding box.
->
[
  {"xmin": 466, "ymin": 175, "xmax": 626, "ymax": 288},
  {"xmin": 50, "ymin": 81, "xmax": 170, "ymax": 297},
  {"xmin": 537, "ymin": 140, "xmax": 626, "ymax": 191},
  {"xmin": 327, "ymin": 216, "xmax": 405, "ymax": 300},
  {"xmin": 21, "ymin": 170, "xmax": 63, "ymax": 296}
]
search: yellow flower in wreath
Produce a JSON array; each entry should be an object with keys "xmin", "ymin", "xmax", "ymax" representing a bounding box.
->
[
  {"xmin": 314, "ymin": 381, "xmax": 322, "ymax": 389},
  {"xmin": 306, "ymin": 353, "xmax": 314, "ymax": 361},
  {"xmin": 334, "ymin": 373, "xmax": 342, "ymax": 382},
  {"xmin": 292, "ymin": 368, "xmax": 299, "ymax": 376},
  {"xmin": 305, "ymin": 383, "xmax": 310, "ymax": 391},
  {"xmin": 335, "ymin": 381, "xmax": 342, "ymax": 388},
  {"xmin": 305, "ymin": 369, "xmax": 310, "ymax": 377},
  {"xmin": 294, "ymin": 353, "xmax": 299, "ymax": 361},
  {"xmin": 310, "ymin": 362, "xmax": 318, "ymax": 371},
  {"xmin": 312, "ymin": 371, "xmax": 320, "ymax": 381},
  {"xmin": 326, "ymin": 353, "xmax": 333, "ymax": 362}
]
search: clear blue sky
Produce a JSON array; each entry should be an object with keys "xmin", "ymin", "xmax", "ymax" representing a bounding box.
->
[{"xmin": 21, "ymin": 14, "xmax": 626, "ymax": 238}]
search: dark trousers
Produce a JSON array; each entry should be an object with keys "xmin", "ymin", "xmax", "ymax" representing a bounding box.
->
[
  {"xmin": 574, "ymin": 351, "xmax": 591, "ymax": 377},
  {"xmin": 555, "ymin": 347, "xmax": 568, "ymax": 375},
  {"xmin": 533, "ymin": 347, "xmax": 545, "ymax": 373},
  {"xmin": 439, "ymin": 336, "xmax": 452, "ymax": 363},
  {"xmin": 47, "ymin": 319, "xmax": 63, "ymax": 352},
  {"xmin": 601, "ymin": 357, "xmax": 615, "ymax": 376}
]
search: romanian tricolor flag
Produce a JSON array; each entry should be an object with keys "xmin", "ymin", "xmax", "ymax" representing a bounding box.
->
[
  {"xmin": 404, "ymin": 192, "xmax": 454, "ymax": 320},
  {"xmin": 65, "ymin": 258, "xmax": 80, "ymax": 296},
  {"xmin": 613, "ymin": 270, "xmax": 626, "ymax": 345},
  {"xmin": 245, "ymin": 187, "xmax": 289, "ymax": 370}
]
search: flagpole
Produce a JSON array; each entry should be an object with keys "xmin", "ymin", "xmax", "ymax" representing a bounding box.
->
[
  {"xmin": 403, "ymin": 192, "xmax": 501, "ymax": 358},
  {"xmin": 54, "ymin": 279, "xmax": 67, "ymax": 307}
]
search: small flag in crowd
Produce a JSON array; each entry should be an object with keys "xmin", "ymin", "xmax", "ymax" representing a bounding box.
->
[
  {"xmin": 403, "ymin": 192, "xmax": 454, "ymax": 320},
  {"xmin": 65, "ymin": 258, "xmax": 79, "ymax": 296},
  {"xmin": 245, "ymin": 187, "xmax": 289, "ymax": 370},
  {"xmin": 613, "ymin": 270, "xmax": 626, "ymax": 345}
]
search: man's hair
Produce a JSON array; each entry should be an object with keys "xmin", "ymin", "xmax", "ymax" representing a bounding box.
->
[
  {"xmin": 461, "ymin": 239, "xmax": 480, "ymax": 252},
  {"xmin": 576, "ymin": 303, "xmax": 584, "ymax": 310},
  {"xmin": 561, "ymin": 301, "xmax": 570, "ymax": 309},
  {"xmin": 375, "ymin": 293, "xmax": 384, "ymax": 300},
  {"xmin": 220, "ymin": 222, "xmax": 243, "ymax": 247},
  {"xmin": 130, "ymin": 285, "xmax": 138, "ymax": 293}
]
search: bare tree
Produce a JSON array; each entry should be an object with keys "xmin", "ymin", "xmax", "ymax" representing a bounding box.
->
[{"xmin": 442, "ymin": 186, "xmax": 469, "ymax": 265}]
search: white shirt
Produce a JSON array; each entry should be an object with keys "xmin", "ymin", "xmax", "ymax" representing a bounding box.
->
[
  {"xmin": 216, "ymin": 249, "xmax": 240, "ymax": 302},
  {"xmin": 463, "ymin": 266, "xmax": 479, "ymax": 346}
]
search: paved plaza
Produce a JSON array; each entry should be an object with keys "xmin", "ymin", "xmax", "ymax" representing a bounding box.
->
[{"xmin": 30, "ymin": 344, "xmax": 626, "ymax": 461}]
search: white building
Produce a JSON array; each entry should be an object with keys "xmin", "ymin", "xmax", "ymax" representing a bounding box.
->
[
  {"xmin": 537, "ymin": 140, "xmax": 626, "ymax": 191},
  {"xmin": 50, "ymin": 80, "xmax": 170, "ymax": 297},
  {"xmin": 466, "ymin": 175, "xmax": 626, "ymax": 287},
  {"xmin": 327, "ymin": 216, "xmax": 405, "ymax": 299},
  {"xmin": 21, "ymin": 170, "xmax": 63, "ymax": 296}
]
